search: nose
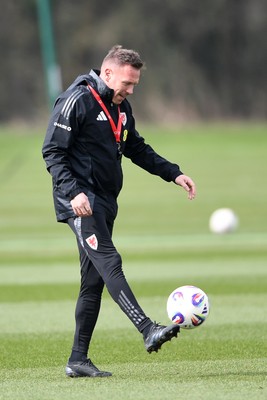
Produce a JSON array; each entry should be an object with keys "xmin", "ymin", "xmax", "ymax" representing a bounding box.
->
[{"xmin": 126, "ymin": 85, "xmax": 134, "ymax": 95}]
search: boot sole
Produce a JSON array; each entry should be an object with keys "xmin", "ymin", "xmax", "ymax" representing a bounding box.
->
[{"xmin": 65, "ymin": 366, "xmax": 112, "ymax": 378}]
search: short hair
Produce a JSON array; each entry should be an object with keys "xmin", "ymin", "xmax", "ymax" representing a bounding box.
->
[{"xmin": 103, "ymin": 45, "xmax": 144, "ymax": 70}]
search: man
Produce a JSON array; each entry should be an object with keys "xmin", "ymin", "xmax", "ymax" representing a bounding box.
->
[{"xmin": 42, "ymin": 45, "xmax": 196, "ymax": 378}]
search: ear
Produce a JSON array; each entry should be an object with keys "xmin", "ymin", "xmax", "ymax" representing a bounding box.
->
[{"xmin": 105, "ymin": 68, "xmax": 112, "ymax": 82}]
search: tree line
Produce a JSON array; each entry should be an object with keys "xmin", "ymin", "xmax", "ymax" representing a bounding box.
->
[{"xmin": 1, "ymin": 0, "xmax": 266, "ymax": 123}]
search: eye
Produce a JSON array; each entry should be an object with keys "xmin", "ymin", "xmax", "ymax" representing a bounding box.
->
[{"xmin": 123, "ymin": 81, "xmax": 138, "ymax": 88}]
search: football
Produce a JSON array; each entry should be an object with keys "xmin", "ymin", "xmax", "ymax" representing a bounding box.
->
[
  {"xmin": 209, "ymin": 208, "xmax": 238, "ymax": 234},
  {"xmin": 167, "ymin": 285, "xmax": 210, "ymax": 329}
]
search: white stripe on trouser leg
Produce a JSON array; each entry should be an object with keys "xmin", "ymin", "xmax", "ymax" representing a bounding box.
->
[
  {"xmin": 74, "ymin": 217, "xmax": 84, "ymax": 248},
  {"xmin": 118, "ymin": 290, "xmax": 145, "ymax": 325}
]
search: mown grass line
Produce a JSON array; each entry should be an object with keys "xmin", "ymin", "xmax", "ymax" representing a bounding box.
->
[
  {"xmin": 1, "ymin": 323, "xmax": 266, "ymax": 370},
  {"xmin": 1, "ymin": 358, "xmax": 266, "ymax": 400},
  {"xmin": 1, "ymin": 245, "xmax": 267, "ymax": 265},
  {"xmin": 0, "ymin": 273, "xmax": 266, "ymax": 303}
]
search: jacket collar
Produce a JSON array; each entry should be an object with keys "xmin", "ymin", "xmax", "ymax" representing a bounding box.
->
[
  {"xmin": 66, "ymin": 69, "xmax": 114, "ymax": 102},
  {"xmin": 88, "ymin": 69, "xmax": 114, "ymax": 101}
]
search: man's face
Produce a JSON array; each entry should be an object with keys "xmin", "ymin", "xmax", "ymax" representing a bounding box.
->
[{"xmin": 104, "ymin": 64, "xmax": 140, "ymax": 104}]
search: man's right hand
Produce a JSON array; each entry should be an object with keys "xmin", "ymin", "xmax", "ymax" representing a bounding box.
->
[{"xmin": 70, "ymin": 192, "xmax": 92, "ymax": 217}]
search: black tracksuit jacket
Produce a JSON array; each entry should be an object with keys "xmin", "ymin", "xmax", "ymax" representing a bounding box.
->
[{"xmin": 42, "ymin": 69, "xmax": 182, "ymax": 222}]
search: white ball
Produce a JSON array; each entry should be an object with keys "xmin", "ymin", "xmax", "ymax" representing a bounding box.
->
[
  {"xmin": 167, "ymin": 285, "xmax": 210, "ymax": 329},
  {"xmin": 209, "ymin": 208, "xmax": 238, "ymax": 234}
]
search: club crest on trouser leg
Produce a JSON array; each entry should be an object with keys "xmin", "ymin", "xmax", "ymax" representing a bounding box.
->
[{"xmin": 86, "ymin": 234, "xmax": 98, "ymax": 250}]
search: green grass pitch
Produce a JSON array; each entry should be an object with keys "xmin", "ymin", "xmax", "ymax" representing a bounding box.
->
[{"xmin": 0, "ymin": 122, "xmax": 266, "ymax": 399}]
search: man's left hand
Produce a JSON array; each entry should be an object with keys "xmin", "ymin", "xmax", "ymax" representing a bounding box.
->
[{"xmin": 175, "ymin": 174, "xmax": 196, "ymax": 200}]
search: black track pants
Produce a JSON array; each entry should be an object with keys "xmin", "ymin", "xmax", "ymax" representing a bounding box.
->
[{"xmin": 67, "ymin": 208, "xmax": 152, "ymax": 354}]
